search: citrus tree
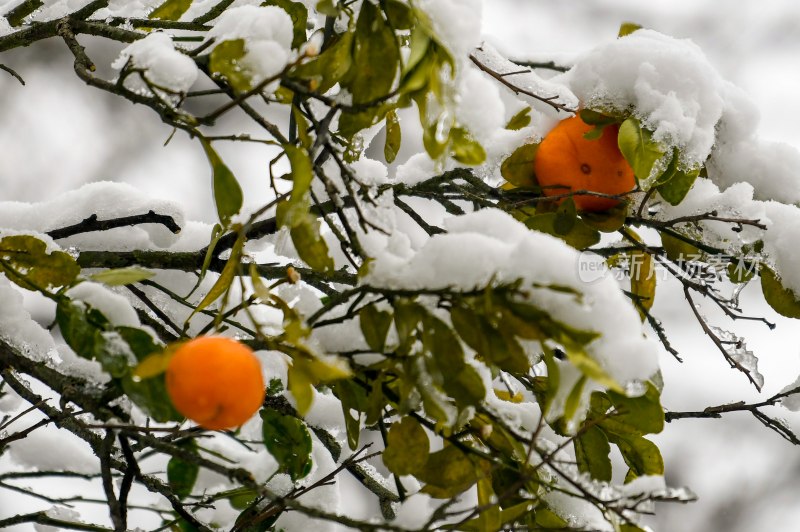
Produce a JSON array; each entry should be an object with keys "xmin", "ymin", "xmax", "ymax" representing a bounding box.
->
[{"xmin": 2, "ymin": 1, "xmax": 800, "ymax": 531}]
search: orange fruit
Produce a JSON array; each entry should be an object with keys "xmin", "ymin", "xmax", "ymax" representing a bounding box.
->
[
  {"xmin": 166, "ymin": 336, "xmax": 265, "ymax": 430},
  {"xmin": 533, "ymin": 115, "xmax": 635, "ymax": 212}
]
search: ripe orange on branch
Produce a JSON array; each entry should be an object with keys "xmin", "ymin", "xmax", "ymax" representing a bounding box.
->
[
  {"xmin": 166, "ymin": 336, "xmax": 265, "ymax": 430},
  {"xmin": 533, "ymin": 115, "xmax": 635, "ymax": 212}
]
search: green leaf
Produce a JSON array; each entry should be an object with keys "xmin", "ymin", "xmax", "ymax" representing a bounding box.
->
[
  {"xmin": 618, "ymin": 22, "xmax": 643, "ymax": 37},
  {"xmin": 284, "ymin": 145, "xmax": 314, "ymax": 201},
  {"xmin": 89, "ymin": 267, "xmax": 154, "ymax": 286},
  {"xmin": 563, "ymin": 344, "xmax": 621, "ymax": 393},
  {"xmin": 657, "ymin": 165, "xmax": 700, "ymax": 206},
  {"xmin": 450, "ymin": 127, "xmax": 486, "ymax": 165},
  {"xmin": 149, "ymin": 0, "xmax": 192, "ymax": 21},
  {"xmin": 660, "ymin": 230, "xmax": 701, "ymax": 262},
  {"xmin": 505, "ymin": 107, "xmax": 532, "ymax": 131},
  {"xmin": 574, "ymin": 425, "xmax": 612, "ymax": 481},
  {"xmin": 563, "ymin": 375, "xmax": 588, "ymax": 423},
  {"xmin": 617, "ymin": 117, "xmax": 665, "ymax": 181},
  {"xmin": 332, "ymin": 380, "xmax": 365, "ymax": 450},
  {"xmin": 384, "ymin": 0, "xmax": 414, "ymax": 30},
  {"xmin": 291, "ymin": 31, "xmax": 354, "ymax": 93},
  {"xmin": 55, "ymin": 300, "xmax": 129, "ymax": 378},
  {"xmin": 0, "ymin": 235, "xmax": 80, "ymax": 292},
  {"xmin": 422, "ymin": 313, "xmax": 486, "ymax": 406},
  {"xmin": 286, "ymin": 212, "xmax": 335, "ymax": 272},
  {"xmin": 167, "ymin": 440, "xmax": 199, "ymax": 499},
  {"xmin": 209, "ymin": 39, "xmax": 253, "ymax": 92},
  {"xmin": 262, "ymin": 0, "xmax": 308, "ymax": 48},
  {"xmin": 382, "ymin": 417, "xmax": 430, "ymax": 476},
  {"xmin": 200, "ymin": 138, "xmax": 243, "ymax": 225},
  {"xmin": 579, "ymin": 109, "xmax": 619, "ymax": 127},
  {"xmin": 416, "ymin": 445, "xmax": 479, "ymax": 498},
  {"xmin": 286, "ymin": 360, "xmax": 314, "ymax": 415},
  {"xmin": 384, "ymin": 109, "xmax": 402, "ymax": 163},
  {"xmin": 500, "ymin": 143, "xmax": 539, "ymax": 188},
  {"xmin": 187, "ymin": 234, "xmax": 244, "ymax": 320},
  {"xmin": 116, "ymin": 326, "xmax": 161, "ymax": 362},
  {"xmin": 261, "ymin": 408, "xmax": 313, "ymax": 481},
  {"xmin": 534, "ymin": 507, "xmax": 569, "ymax": 528},
  {"xmin": 359, "ymin": 306, "xmax": 393, "ymax": 352},
  {"xmin": 617, "ymin": 436, "xmax": 664, "ymax": 477},
  {"xmin": 122, "ymin": 373, "xmax": 182, "ymax": 422},
  {"xmin": 342, "ymin": 0, "xmax": 400, "ymax": 105},
  {"xmin": 315, "ymin": 0, "xmax": 338, "ymax": 17},
  {"xmin": 761, "ymin": 265, "xmax": 800, "ymax": 318},
  {"xmin": 451, "ymin": 305, "xmax": 530, "ymax": 375},
  {"xmin": 524, "ymin": 212, "xmax": 601, "ymax": 250},
  {"xmin": 593, "ymin": 383, "xmax": 665, "ymax": 437}
]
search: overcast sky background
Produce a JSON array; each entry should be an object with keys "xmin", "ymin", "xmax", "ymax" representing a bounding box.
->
[{"xmin": 2, "ymin": 1, "xmax": 800, "ymax": 530}]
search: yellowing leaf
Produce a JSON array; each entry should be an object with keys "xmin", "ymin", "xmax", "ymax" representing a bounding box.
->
[
  {"xmin": 383, "ymin": 417, "xmax": 430, "ymax": 476},
  {"xmin": 149, "ymin": 0, "xmax": 192, "ymax": 21},
  {"xmin": 89, "ymin": 267, "xmax": 154, "ymax": 286}
]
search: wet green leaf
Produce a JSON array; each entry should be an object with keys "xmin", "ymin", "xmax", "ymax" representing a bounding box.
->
[
  {"xmin": 450, "ymin": 127, "xmax": 486, "ymax": 165},
  {"xmin": 506, "ymin": 107, "xmax": 532, "ymax": 130},
  {"xmin": 200, "ymin": 138, "xmax": 243, "ymax": 225},
  {"xmin": 167, "ymin": 440, "xmax": 199, "ymax": 499},
  {"xmin": 209, "ymin": 39, "xmax": 252, "ymax": 92},
  {"xmin": 417, "ymin": 445, "xmax": 478, "ymax": 498},
  {"xmin": 761, "ymin": 265, "xmax": 800, "ymax": 319},
  {"xmin": 384, "ymin": 109, "xmax": 402, "ymax": 163},
  {"xmin": 500, "ymin": 143, "xmax": 539, "ymax": 188},
  {"xmin": 617, "ymin": 436, "xmax": 664, "ymax": 477},
  {"xmin": 342, "ymin": 1, "xmax": 400, "ymax": 105},
  {"xmin": 574, "ymin": 425, "xmax": 612, "ymax": 481},
  {"xmin": 261, "ymin": 408, "xmax": 313, "ymax": 481},
  {"xmin": 383, "ymin": 417, "xmax": 430, "ymax": 476},
  {"xmin": 618, "ymin": 117, "xmax": 665, "ymax": 181},
  {"xmin": 359, "ymin": 306, "xmax": 393, "ymax": 352},
  {"xmin": 188, "ymin": 234, "xmax": 244, "ymax": 320},
  {"xmin": 657, "ymin": 165, "xmax": 700, "ymax": 206}
]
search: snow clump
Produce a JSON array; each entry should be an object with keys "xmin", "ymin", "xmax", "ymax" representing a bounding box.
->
[
  {"xmin": 206, "ymin": 5, "xmax": 295, "ymax": 91},
  {"xmin": 112, "ymin": 32, "xmax": 198, "ymax": 97}
]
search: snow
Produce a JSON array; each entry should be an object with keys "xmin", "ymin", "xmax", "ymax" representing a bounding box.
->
[
  {"xmin": 416, "ymin": 0, "xmax": 482, "ymax": 61},
  {"xmin": 709, "ymin": 139, "xmax": 800, "ymax": 204},
  {"xmin": 0, "ymin": 181, "xmax": 185, "ymax": 250},
  {"xmin": 349, "ymin": 157, "xmax": 389, "ymax": 187},
  {"xmin": 206, "ymin": 5, "xmax": 294, "ymax": 90},
  {"xmin": 565, "ymin": 29, "xmax": 725, "ymax": 168},
  {"xmin": 112, "ymin": 32, "xmax": 199, "ymax": 97},
  {"xmin": 66, "ymin": 282, "xmax": 141, "ymax": 327},
  {"xmin": 8, "ymin": 427, "xmax": 98, "ymax": 474},
  {"xmin": 780, "ymin": 374, "xmax": 800, "ymax": 411},
  {"xmin": 35, "ymin": 506, "xmax": 84, "ymax": 532},
  {"xmin": 363, "ymin": 208, "xmax": 660, "ymax": 387}
]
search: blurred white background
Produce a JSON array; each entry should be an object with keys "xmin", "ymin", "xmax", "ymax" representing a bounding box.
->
[{"xmin": 2, "ymin": 1, "xmax": 800, "ymax": 530}]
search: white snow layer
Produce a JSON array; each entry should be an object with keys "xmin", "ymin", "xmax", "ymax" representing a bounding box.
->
[
  {"xmin": 563, "ymin": 29, "xmax": 800, "ymax": 205},
  {"xmin": 112, "ymin": 32, "xmax": 198, "ymax": 96},
  {"xmin": 206, "ymin": 5, "xmax": 294, "ymax": 89},
  {"xmin": 363, "ymin": 208, "xmax": 660, "ymax": 386},
  {"xmin": 416, "ymin": 0, "xmax": 483, "ymax": 60},
  {"xmin": 0, "ymin": 181, "xmax": 184, "ymax": 250}
]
